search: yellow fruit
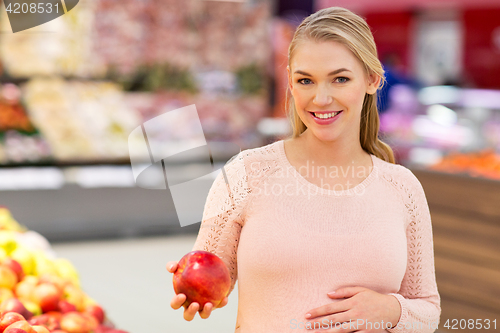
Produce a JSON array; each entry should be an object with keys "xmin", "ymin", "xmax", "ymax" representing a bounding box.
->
[
  {"xmin": 55, "ymin": 258, "xmax": 80, "ymax": 287},
  {"xmin": 0, "ymin": 265, "xmax": 17, "ymax": 289},
  {"xmin": 33, "ymin": 252, "xmax": 58, "ymax": 277},
  {"xmin": 10, "ymin": 247, "xmax": 35, "ymax": 275},
  {"xmin": 20, "ymin": 298, "xmax": 42, "ymax": 316},
  {"xmin": 0, "ymin": 287, "xmax": 14, "ymax": 302},
  {"xmin": 0, "ymin": 209, "xmax": 24, "ymax": 232},
  {"xmin": 0, "ymin": 247, "xmax": 8, "ymax": 262},
  {"xmin": 64, "ymin": 284, "xmax": 85, "ymax": 311},
  {"xmin": 0, "ymin": 231, "xmax": 18, "ymax": 254}
]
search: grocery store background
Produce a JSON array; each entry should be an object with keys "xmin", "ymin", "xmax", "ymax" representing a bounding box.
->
[{"xmin": 0, "ymin": 0, "xmax": 499, "ymax": 332}]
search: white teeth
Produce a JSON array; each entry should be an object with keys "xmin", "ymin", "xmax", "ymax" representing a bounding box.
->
[{"xmin": 314, "ymin": 111, "xmax": 340, "ymax": 119}]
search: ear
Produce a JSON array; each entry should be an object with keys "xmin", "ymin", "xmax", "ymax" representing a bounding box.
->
[{"xmin": 366, "ymin": 72, "xmax": 382, "ymax": 95}]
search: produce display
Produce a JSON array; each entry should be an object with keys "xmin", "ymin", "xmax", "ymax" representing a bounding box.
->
[
  {"xmin": 173, "ymin": 251, "xmax": 230, "ymax": 309},
  {"xmin": 0, "ymin": 1, "xmax": 101, "ymax": 78},
  {"xmin": 0, "ymin": 208, "xmax": 128, "ymax": 333},
  {"xmin": 429, "ymin": 150, "xmax": 500, "ymax": 180},
  {"xmin": 21, "ymin": 78, "xmax": 141, "ymax": 163},
  {"xmin": 0, "ymin": 84, "xmax": 52, "ymax": 165}
]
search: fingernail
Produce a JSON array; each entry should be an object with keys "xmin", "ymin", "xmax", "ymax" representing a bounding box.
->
[
  {"xmin": 169, "ymin": 264, "xmax": 174, "ymax": 270},
  {"xmin": 305, "ymin": 313, "xmax": 311, "ymax": 319},
  {"xmin": 327, "ymin": 291, "xmax": 336, "ymax": 296}
]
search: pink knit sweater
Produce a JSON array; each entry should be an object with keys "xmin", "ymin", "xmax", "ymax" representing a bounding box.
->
[{"xmin": 192, "ymin": 140, "xmax": 441, "ymax": 333}]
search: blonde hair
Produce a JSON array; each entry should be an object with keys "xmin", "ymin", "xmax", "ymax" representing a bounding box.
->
[{"xmin": 286, "ymin": 7, "xmax": 395, "ymax": 163}]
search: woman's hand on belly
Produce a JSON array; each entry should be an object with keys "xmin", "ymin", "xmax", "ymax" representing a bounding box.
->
[
  {"xmin": 167, "ymin": 261, "xmax": 229, "ymax": 321},
  {"xmin": 303, "ymin": 287, "xmax": 401, "ymax": 332}
]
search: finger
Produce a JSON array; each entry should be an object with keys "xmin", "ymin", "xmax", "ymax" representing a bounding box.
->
[
  {"xmin": 199, "ymin": 302, "xmax": 213, "ymax": 319},
  {"xmin": 183, "ymin": 302, "xmax": 200, "ymax": 321},
  {"xmin": 305, "ymin": 311, "xmax": 353, "ymax": 331},
  {"xmin": 170, "ymin": 294, "xmax": 186, "ymax": 310},
  {"xmin": 328, "ymin": 287, "xmax": 367, "ymax": 299},
  {"xmin": 305, "ymin": 302, "xmax": 349, "ymax": 320},
  {"xmin": 166, "ymin": 261, "xmax": 178, "ymax": 273},
  {"xmin": 216, "ymin": 296, "xmax": 229, "ymax": 309}
]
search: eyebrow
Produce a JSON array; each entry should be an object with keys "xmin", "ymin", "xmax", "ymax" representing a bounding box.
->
[{"xmin": 293, "ymin": 68, "xmax": 351, "ymax": 76}]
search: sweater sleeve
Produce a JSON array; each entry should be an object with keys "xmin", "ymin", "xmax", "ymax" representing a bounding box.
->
[
  {"xmin": 387, "ymin": 168, "xmax": 441, "ymax": 333},
  {"xmin": 191, "ymin": 152, "xmax": 250, "ymax": 295}
]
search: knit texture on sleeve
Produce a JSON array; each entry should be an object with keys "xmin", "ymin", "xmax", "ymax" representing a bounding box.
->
[
  {"xmin": 381, "ymin": 164, "xmax": 441, "ymax": 333},
  {"xmin": 192, "ymin": 144, "xmax": 281, "ymax": 294}
]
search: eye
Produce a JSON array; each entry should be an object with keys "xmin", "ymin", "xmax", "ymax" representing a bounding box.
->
[
  {"xmin": 335, "ymin": 77, "xmax": 349, "ymax": 83},
  {"xmin": 297, "ymin": 78, "xmax": 312, "ymax": 85}
]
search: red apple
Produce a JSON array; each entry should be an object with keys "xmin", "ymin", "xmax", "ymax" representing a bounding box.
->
[
  {"xmin": 32, "ymin": 284, "xmax": 61, "ymax": 312},
  {"xmin": 57, "ymin": 301, "xmax": 76, "ymax": 314},
  {"xmin": 2, "ymin": 260, "xmax": 24, "ymax": 282},
  {"xmin": 83, "ymin": 304, "xmax": 104, "ymax": 324},
  {"xmin": 14, "ymin": 278, "xmax": 38, "ymax": 301},
  {"xmin": 28, "ymin": 314, "xmax": 60, "ymax": 331},
  {"xmin": 4, "ymin": 320, "xmax": 35, "ymax": 333},
  {"xmin": 38, "ymin": 276, "xmax": 67, "ymax": 294},
  {"xmin": 4, "ymin": 329, "xmax": 29, "ymax": 333},
  {"xmin": 62, "ymin": 286, "xmax": 85, "ymax": 312},
  {"xmin": 0, "ymin": 312, "xmax": 26, "ymax": 332},
  {"xmin": 0, "ymin": 299, "xmax": 32, "ymax": 320},
  {"xmin": 60, "ymin": 312, "xmax": 92, "ymax": 333},
  {"xmin": 172, "ymin": 250, "xmax": 230, "ymax": 309}
]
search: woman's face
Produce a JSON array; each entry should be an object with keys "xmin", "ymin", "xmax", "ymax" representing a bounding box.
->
[{"xmin": 287, "ymin": 40, "xmax": 380, "ymax": 144}]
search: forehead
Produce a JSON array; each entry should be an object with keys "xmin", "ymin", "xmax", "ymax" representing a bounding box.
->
[{"xmin": 290, "ymin": 40, "xmax": 363, "ymax": 73}]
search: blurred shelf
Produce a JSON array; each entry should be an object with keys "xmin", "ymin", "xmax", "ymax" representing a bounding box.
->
[{"xmin": 412, "ymin": 168, "xmax": 500, "ymax": 331}]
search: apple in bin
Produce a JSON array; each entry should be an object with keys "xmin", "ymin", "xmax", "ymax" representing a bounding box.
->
[
  {"xmin": 3, "ymin": 320, "xmax": 36, "ymax": 333},
  {"xmin": 0, "ymin": 312, "xmax": 26, "ymax": 332},
  {"xmin": 172, "ymin": 251, "xmax": 231, "ymax": 309}
]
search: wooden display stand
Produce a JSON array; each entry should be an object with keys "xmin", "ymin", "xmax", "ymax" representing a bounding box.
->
[{"xmin": 412, "ymin": 169, "xmax": 500, "ymax": 331}]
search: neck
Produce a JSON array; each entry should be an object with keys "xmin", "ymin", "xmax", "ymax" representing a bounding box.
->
[{"xmin": 297, "ymin": 129, "xmax": 370, "ymax": 168}]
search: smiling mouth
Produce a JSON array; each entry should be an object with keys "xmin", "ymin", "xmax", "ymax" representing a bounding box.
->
[{"xmin": 309, "ymin": 111, "xmax": 342, "ymax": 119}]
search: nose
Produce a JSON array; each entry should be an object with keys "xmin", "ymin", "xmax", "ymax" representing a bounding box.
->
[{"xmin": 313, "ymin": 86, "xmax": 333, "ymax": 106}]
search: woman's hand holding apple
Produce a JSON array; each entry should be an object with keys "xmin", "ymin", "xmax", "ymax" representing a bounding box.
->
[{"xmin": 166, "ymin": 260, "xmax": 229, "ymax": 321}]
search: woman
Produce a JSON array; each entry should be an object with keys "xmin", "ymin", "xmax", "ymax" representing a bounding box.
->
[{"xmin": 167, "ymin": 7, "xmax": 440, "ymax": 333}]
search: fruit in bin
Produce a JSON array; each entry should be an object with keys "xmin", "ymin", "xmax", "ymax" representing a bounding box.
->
[
  {"xmin": 4, "ymin": 329, "xmax": 30, "ymax": 333},
  {"xmin": 14, "ymin": 277, "xmax": 38, "ymax": 301},
  {"xmin": 0, "ymin": 249, "xmax": 8, "ymax": 263},
  {"xmin": 0, "ymin": 298, "xmax": 32, "ymax": 320},
  {"xmin": 0, "ymin": 312, "xmax": 26, "ymax": 332},
  {"xmin": 28, "ymin": 312, "xmax": 61, "ymax": 331},
  {"xmin": 0, "ymin": 208, "xmax": 24, "ymax": 232},
  {"xmin": 79, "ymin": 314, "xmax": 98, "ymax": 331},
  {"xmin": 54, "ymin": 260, "xmax": 79, "ymax": 288},
  {"xmin": 83, "ymin": 304, "xmax": 104, "ymax": 324},
  {"xmin": 0, "ymin": 266, "xmax": 18, "ymax": 289},
  {"xmin": 31, "ymin": 326, "xmax": 50, "ymax": 333},
  {"xmin": 32, "ymin": 283, "xmax": 62, "ymax": 313},
  {"xmin": 172, "ymin": 250, "xmax": 231, "ymax": 309},
  {"xmin": 19, "ymin": 300, "xmax": 41, "ymax": 317},
  {"xmin": 57, "ymin": 301, "xmax": 76, "ymax": 314},
  {"xmin": 9, "ymin": 249, "xmax": 34, "ymax": 276},
  {"xmin": 0, "ymin": 232, "xmax": 18, "ymax": 255},
  {"xmin": 4, "ymin": 320, "xmax": 36, "ymax": 333},
  {"xmin": 38, "ymin": 275, "xmax": 67, "ymax": 294},
  {"xmin": 0, "ymin": 287, "xmax": 15, "ymax": 303},
  {"xmin": 32, "ymin": 253, "xmax": 58, "ymax": 278},
  {"xmin": 2, "ymin": 260, "xmax": 24, "ymax": 283},
  {"xmin": 60, "ymin": 312, "xmax": 95, "ymax": 333},
  {"xmin": 62, "ymin": 285, "xmax": 85, "ymax": 312}
]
